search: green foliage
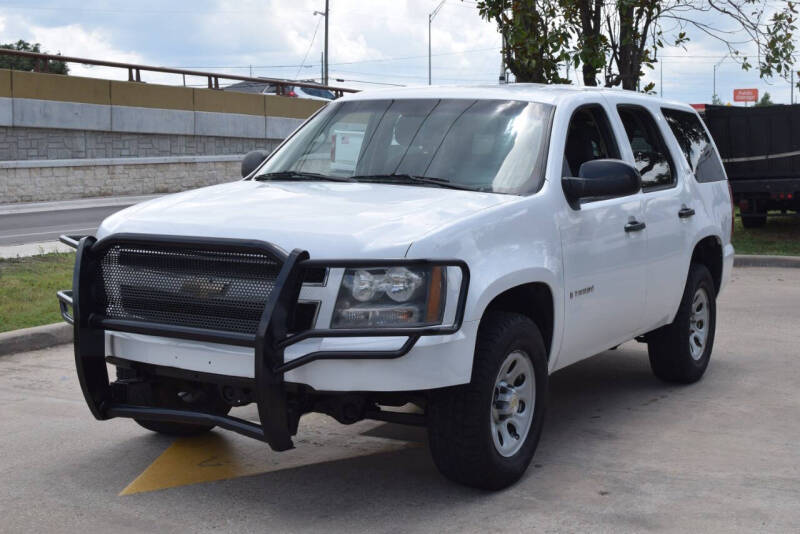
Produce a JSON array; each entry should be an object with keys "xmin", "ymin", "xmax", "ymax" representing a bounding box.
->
[
  {"xmin": 754, "ymin": 91, "xmax": 774, "ymax": 106},
  {"xmin": 476, "ymin": 0, "xmax": 571, "ymax": 83},
  {"xmin": 472, "ymin": 1, "xmax": 797, "ymax": 93},
  {"xmin": 711, "ymin": 93, "xmax": 724, "ymax": 105},
  {"xmin": 0, "ymin": 40, "xmax": 69, "ymax": 75}
]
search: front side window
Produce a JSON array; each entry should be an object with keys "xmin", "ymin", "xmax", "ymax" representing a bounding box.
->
[
  {"xmin": 662, "ymin": 108, "xmax": 726, "ymax": 183},
  {"xmin": 617, "ymin": 105, "xmax": 675, "ymax": 189},
  {"xmin": 562, "ymin": 106, "xmax": 620, "ymax": 177},
  {"xmin": 255, "ymin": 98, "xmax": 553, "ymax": 194}
]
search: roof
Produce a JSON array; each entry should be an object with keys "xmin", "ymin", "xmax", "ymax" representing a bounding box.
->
[{"xmin": 339, "ymin": 83, "xmax": 695, "ymax": 111}]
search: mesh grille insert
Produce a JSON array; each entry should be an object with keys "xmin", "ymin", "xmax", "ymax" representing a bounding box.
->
[{"xmin": 94, "ymin": 244, "xmax": 283, "ymax": 335}]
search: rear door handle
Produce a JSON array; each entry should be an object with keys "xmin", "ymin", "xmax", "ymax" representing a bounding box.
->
[
  {"xmin": 678, "ymin": 207, "xmax": 696, "ymax": 218},
  {"xmin": 624, "ymin": 220, "xmax": 646, "ymax": 232}
]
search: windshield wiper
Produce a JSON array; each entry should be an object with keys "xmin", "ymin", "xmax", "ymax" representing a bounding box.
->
[
  {"xmin": 254, "ymin": 171, "xmax": 356, "ymax": 183},
  {"xmin": 349, "ymin": 174, "xmax": 484, "ymax": 191}
]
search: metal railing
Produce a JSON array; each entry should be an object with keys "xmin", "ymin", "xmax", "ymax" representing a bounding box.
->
[{"xmin": 0, "ymin": 49, "xmax": 357, "ymax": 97}]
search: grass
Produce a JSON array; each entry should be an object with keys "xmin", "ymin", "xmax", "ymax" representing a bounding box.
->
[
  {"xmin": 0, "ymin": 252, "xmax": 75, "ymax": 333},
  {"xmin": 732, "ymin": 210, "xmax": 800, "ymax": 256}
]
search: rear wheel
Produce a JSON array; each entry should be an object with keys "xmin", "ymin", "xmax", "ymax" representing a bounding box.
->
[
  {"xmin": 647, "ymin": 263, "xmax": 716, "ymax": 383},
  {"xmin": 116, "ymin": 367, "xmax": 230, "ymax": 437},
  {"xmin": 427, "ymin": 311, "xmax": 548, "ymax": 490}
]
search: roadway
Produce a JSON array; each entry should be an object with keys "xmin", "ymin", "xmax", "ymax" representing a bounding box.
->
[
  {"xmin": 1, "ymin": 266, "xmax": 798, "ymax": 532},
  {"xmin": 0, "ymin": 196, "xmax": 157, "ymax": 247}
]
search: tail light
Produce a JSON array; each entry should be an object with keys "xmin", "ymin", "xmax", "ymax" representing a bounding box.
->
[
  {"xmin": 286, "ymin": 90, "xmax": 298, "ymax": 97},
  {"xmin": 728, "ymin": 181, "xmax": 735, "ymax": 237}
]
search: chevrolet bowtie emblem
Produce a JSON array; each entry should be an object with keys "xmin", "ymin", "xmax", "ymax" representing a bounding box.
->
[{"xmin": 180, "ymin": 278, "xmax": 229, "ymax": 299}]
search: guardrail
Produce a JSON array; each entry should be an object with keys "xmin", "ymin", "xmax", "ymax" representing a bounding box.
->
[{"xmin": 0, "ymin": 49, "xmax": 357, "ymax": 97}]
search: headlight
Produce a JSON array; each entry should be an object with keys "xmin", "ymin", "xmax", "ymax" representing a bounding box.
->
[{"xmin": 332, "ymin": 265, "xmax": 446, "ymax": 328}]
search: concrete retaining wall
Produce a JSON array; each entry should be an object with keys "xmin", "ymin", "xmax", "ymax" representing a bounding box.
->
[
  {"xmin": 0, "ymin": 70, "xmax": 321, "ymax": 137},
  {"xmin": 0, "ymin": 156, "xmax": 242, "ymax": 203},
  {"xmin": 0, "ymin": 126, "xmax": 274, "ymax": 161},
  {"xmin": 0, "ymin": 70, "xmax": 327, "ymax": 203}
]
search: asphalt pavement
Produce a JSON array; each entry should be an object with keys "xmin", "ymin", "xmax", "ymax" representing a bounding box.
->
[
  {"xmin": 1, "ymin": 266, "xmax": 798, "ymax": 533},
  {"xmin": 0, "ymin": 196, "xmax": 157, "ymax": 247}
]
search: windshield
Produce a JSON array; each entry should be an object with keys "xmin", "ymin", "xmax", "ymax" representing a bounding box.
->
[{"xmin": 255, "ymin": 98, "xmax": 553, "ymax": 194}]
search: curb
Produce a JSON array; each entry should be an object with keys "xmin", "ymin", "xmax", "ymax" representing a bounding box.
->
[
  {"xmin": 734, "ymin": 254, "xmax": 800, "ymax": 268},
  {"xmin": 0, "ymin": 322, "xmax": 72, "ymax": 357}
]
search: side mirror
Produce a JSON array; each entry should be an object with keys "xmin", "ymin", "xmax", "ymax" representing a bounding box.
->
[
  {"xmin": 562, "ymin": 159, "xmax": 641, "ymax": 205},
  {"xmin": 241, "ymin": 150, "xmax": 269, "ymax": 178}
]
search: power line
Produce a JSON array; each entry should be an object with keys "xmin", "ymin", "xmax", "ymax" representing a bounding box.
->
[{"xmin": 296, "ymin": 15, "xmax": 323, "ymax": 80}]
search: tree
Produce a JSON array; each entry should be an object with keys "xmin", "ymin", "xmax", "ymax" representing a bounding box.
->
[
  {"xmin": 0, "ymin": 40, "xmax": 69, "ymax": 75},
  {"xmin": 474, "ymin": 1, "xmax": 797, "ymax": 92},
  {"xmin": 477, "ymin": 1, "xmax": 572, "ymax": 83},
  {"xmin": 754, "ymin": 91, "xmax": 773, "ymax": 106},
  {"xmin": 711, "ymin": 93, "xmax": 723, "ymax": 105}
]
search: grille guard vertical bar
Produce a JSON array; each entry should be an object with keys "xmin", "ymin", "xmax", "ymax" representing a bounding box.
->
[
  {"xmin": 254, "ymin": 248, "xmax": 309, "ymax": 451},
  {"xmin": 72, "ymin": 235, "xmax": 111, "ymax": 420}
]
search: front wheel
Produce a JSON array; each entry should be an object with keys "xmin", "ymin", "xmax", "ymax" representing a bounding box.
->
[
  {"xmin": 116, "ymin": 367, "xmax": 230, "ymax": 437},
  {"xmin": 647, "ymin": 263, "xmax": 717, "ymax": 383},
  {"xmin": 427, "ymin": 311, "xmax": 548, "ymax": 490}
]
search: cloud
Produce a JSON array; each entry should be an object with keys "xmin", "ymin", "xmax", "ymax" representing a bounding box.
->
[{"xmin": 0, "ymin": 1, "xmax": 792, "ymax": 103}]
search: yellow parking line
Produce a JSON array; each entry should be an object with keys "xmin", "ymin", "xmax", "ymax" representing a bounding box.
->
[{"xmin": 120, "ymin": 418, "xmax": 420, "ymax": 495}]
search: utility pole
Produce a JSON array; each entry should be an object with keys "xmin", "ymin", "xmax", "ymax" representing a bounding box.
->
[
  {"xmin": 429, "ymin": 0, "xmax": 446, "ymax": 85},
  {"xmin": 713, "ymin": 55, "xmax": 727, "ymax": 102},
  {"xmin": 324, "ymin": 0, "xmax": 329, "ymax": 86},
  {"xmin": 313, "ymin": 1, "xmax": 329, "ymax": 86}
]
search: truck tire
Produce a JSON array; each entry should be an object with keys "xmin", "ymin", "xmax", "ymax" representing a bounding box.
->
[
  {"xmin": 116, "ymin": 367, "xmax": 230, "ymax": 437},
  {"xmin": 647, "ymin": 263, "xmax": 716, "ymax": 383},
  {"xmin": 740, "ymin": 206, "xmax": 767, "ymax": 228},
  {"xmin": 427, "ymin": 311, "xmax": 548, "ymax": 490}
]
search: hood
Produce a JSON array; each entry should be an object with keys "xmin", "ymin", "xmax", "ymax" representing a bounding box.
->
[{"xmin": 98, "ymin": 180, "xmax": 514, "ymax": 258}]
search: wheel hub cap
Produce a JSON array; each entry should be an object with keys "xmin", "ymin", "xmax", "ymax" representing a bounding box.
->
[
  {"xmin": 491, "ymin": 350, "xmax": 535, "ymax": 457},
  {"xmin": 689, "ymin": 287, "xmax": 710, "ymax": 361}
]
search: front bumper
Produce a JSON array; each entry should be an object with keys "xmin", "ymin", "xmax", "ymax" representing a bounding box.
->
[{"xmin": 57, "ymin": 233, "xmax": 469, "ymax": 451}]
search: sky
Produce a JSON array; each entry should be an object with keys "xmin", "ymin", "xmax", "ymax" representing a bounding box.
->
[{"xmin": 0, "ymin": 0, "xmax": 797, "ymax": 105}]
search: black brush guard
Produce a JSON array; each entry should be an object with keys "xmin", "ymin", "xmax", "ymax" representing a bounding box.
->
[{"xmin": 56, "ymin": 233, "xmax": 469, "ymax": 451}]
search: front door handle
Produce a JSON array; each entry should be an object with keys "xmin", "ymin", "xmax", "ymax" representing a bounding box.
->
[
  {"xmin": 678, "ymin": 207, "xmax": 696, "ymax": 218},
  {"xmin": 624, "ymin": 220, "xmax": 646, "ymax": 232}
]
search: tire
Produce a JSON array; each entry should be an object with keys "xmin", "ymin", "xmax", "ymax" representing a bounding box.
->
[
  {"xmin": 741, "ymin": 206, "xmax": 767, "ymax": 228},
  {"xmin": 116, "ymin": 367, "xmax": 230, "ymax": 437},
  {"xmin": 647, "ymin": 263, "xmax": 716, "ymax": 383},
  {"xmin": 427, "ymin": 311, "xmax": 548, "ymax": 490}
]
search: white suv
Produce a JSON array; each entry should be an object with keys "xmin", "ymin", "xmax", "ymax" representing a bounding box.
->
[{"xmin": 58, "ymin": 85, "xmax": 734, "ymax": 490}]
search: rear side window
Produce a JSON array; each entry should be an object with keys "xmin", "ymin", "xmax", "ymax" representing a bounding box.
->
[
  {"xmin": 617, "ymin": 105, "xmax": 675, "ymax": 190},
  {"xmin": 662, "ymin": 108, "xmax": 727, "ymax": 183}
]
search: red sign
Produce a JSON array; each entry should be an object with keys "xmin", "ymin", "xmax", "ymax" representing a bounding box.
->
[
  {"xmin": 733, "ymin": 88, "xmax": 758, "ymax": 102},
  {"xmin": 690, "ymin": 103, "xmax": 706, "ymax": 112}
]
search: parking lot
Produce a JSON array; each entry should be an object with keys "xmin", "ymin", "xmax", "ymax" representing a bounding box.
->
[{"xmin": 1, "ymin": 266, "xmax": 798, "ymax": 533}]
